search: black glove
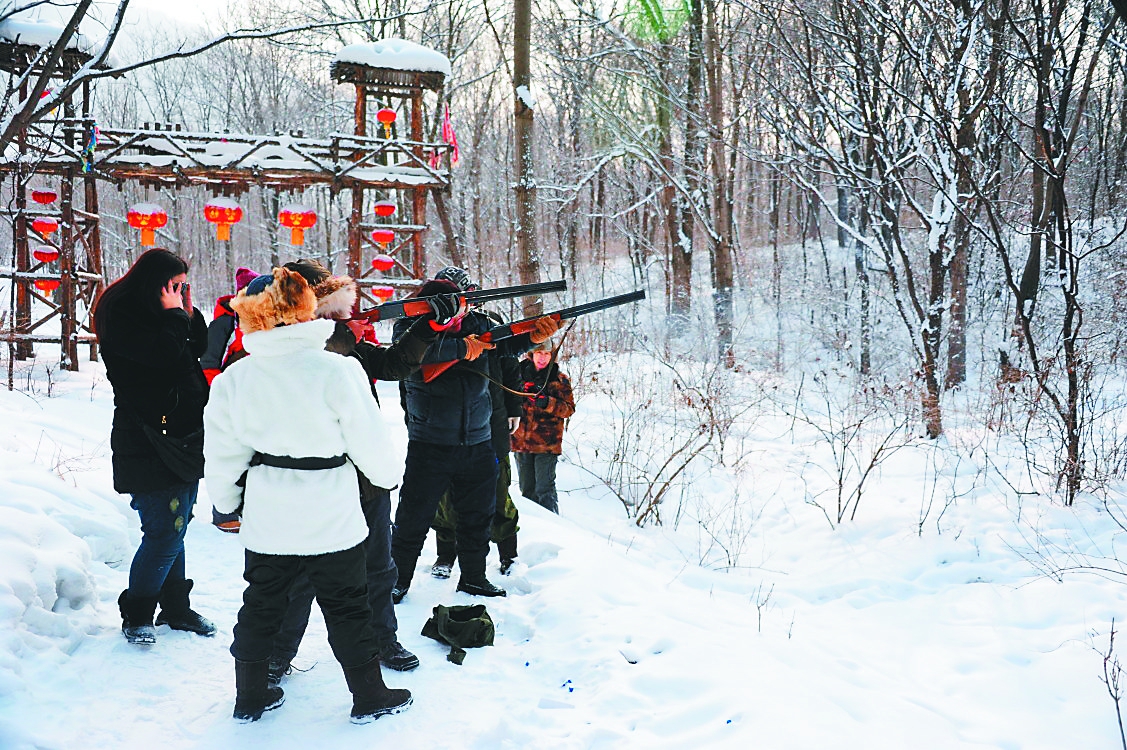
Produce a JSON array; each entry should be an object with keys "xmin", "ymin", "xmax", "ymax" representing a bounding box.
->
[
  {"xmin": 534, "ymin": 393, "xmax": 549, "ymax": 408},
  {"xmin": 427, "ymin": 293, "xmax": 461, "ymax": 324}
]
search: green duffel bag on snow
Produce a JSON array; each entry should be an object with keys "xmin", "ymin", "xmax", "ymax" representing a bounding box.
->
[{"xmin": 421, "ymin": 604, "xmax": 495, "ymax": 665}]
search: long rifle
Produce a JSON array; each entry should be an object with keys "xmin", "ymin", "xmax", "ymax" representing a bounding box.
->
[
  {"xmin": 356, "ymin": 279, "xmax": 567, "ymax": 323},
  {"xmin": 421, "ymin": 289, "xmax": 646, "ymax": 382}
]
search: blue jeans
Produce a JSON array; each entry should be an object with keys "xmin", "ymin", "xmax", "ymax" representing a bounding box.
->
[{"xmin": 128, "ymin": 482, "xmax": 198, "ymax": 598}]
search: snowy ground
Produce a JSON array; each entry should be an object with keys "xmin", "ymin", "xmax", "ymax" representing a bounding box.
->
[{"xmin": 1, "ymin": 353, "xmax": 1125, "ymax": 750}]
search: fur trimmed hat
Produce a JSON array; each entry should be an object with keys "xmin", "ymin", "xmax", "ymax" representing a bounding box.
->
[
  {"xmin": 283, "ymin": 259, "xmax": 357, "ymax": 320},
  {"xmin": 230, "ymin": 267, "xmax": 317, "ymax": 333}
]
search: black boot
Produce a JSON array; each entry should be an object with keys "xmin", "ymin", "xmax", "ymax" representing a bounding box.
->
[
  {"xmin": 378, "ymin": 640, "xmax": 420, "ymax": 672},
  {"xmin": 343, "ymin": 657, "xmax": 412, "ymax": 724},
  {"xmin": 118, "ymin": 589, "xmax": 158, "ymax": 645},
  {"xmin": 155, "ymin": 578, "xmax": 216, "ymax": 636},
  {"xmin": 266, "ymin": 658, "xmax": 291, "ymax": 687},
  {"xmin": 456, "ymin": 577, "xmax": 507, "ymax": 597},
  {"xmin": 431, "ymin": 535, "xmax": 457, "ymax": 579},
  {"xmin": 497, "ymin": 534, "xmax": 518, "ymax": 575},
  {"xmin": 233, "ymin": 659, "xmax": 285, "ymax": 722}
]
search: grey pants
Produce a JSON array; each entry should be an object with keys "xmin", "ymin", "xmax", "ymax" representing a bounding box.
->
[{"xmin": 514, "ymin": 452, "xmax": 559, "ymax": 514}]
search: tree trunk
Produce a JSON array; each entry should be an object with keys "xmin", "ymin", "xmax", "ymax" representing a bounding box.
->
[{"xmin": 513, "ymin": 0, "xmax": 541, "ymax": 316}]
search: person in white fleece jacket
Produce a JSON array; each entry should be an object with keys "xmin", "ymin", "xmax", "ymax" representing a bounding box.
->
[{"xmin": 203, "ymin": 267, "xmax": 410, "ymax": 725}]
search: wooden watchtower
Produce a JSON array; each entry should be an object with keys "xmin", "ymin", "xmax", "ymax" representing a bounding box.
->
[{"xmin": 2, "ymin": 36, "xmax": 453, "ymax": 372}]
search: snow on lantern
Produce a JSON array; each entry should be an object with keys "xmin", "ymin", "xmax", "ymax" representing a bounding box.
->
[
  {"xmin": 278, "ymin": 203, "xmax": 317, "ymax": 246},
  {"xmin": 34, "ymin": 279, "xmax": 60, "ymax": 293},
  {"xmin": 373, "ymin": 200, "xmax": 397, "ymax": 218},
  {"xmin": 32, "ymin": 246, "xmax": 59, "ymax": 263},
  {"xmin": 370, "ymin": 228, "xmax": 395, "ymax": 249},
  {"xmin": 127, "ymin": 203, "xmax": 168, "ymax": 247},
  {"xmin": 204, "ymin": 198, "xmax": 243, "ymax": 242},
  {"xmin": 375, "ymin": 108, "xmax": 397, "ymax": 138},
  {"xmin": 31, "ymin": 187, "xmax": 58, "ymax": 205},
  {"xmin": 371, "ymin": 254, "xmax": 395, "ymax": 272},
  {"xmin": 371, "ymin": 285, "xmax": 395, "ymax": 302},
  {"xmin": 31, "ymin": 217, "xmax": 58, "ymax": 238}
]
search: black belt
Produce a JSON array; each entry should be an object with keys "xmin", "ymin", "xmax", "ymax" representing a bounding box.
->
[{"xmin": 249, "ymin": 452, "xmax": 348, "ymax": 470}]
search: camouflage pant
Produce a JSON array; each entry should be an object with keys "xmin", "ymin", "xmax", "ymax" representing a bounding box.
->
[{"xmin": 433, "ymin": 453, "xmax": 519, "ymax": 544}]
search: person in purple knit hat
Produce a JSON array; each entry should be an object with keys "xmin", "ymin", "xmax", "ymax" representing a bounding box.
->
[{"xmin": 201, "ymin": 266, "xmax": 259, "ymax": 532}]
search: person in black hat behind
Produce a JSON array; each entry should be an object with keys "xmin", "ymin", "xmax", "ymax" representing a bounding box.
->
[{"xmin": 389, "ymin": 267, "xmax": 560, "ymax": 602}]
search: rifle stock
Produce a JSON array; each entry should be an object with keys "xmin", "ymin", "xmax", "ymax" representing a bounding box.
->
[{"xmin": 420, "ymin": 289, "xmax": 646, "ymax": 383}]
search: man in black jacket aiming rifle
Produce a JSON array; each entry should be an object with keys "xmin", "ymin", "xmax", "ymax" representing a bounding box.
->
[{"xmin": 390, "ymin": 267, "xmax": 561, "ymax": 602}]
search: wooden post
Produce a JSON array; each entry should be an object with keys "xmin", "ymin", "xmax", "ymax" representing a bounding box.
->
[
  {"xmin": 348, "ymin": 83, "xmax": 367, "ymax": 284},
  {"xmin": 14, "ymin": 80, "xmax": 32, "ymax": 360},
  {"xmin": 411, "ymin": 89, "xmax": 427, "ymax": 279}
]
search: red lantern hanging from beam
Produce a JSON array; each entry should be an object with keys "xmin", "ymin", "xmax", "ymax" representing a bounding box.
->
[
  {"xmin": 127, "ymin": 203, "xmax": 168, "ymax": 247},
  {"xmin": 278, "ymin": 203, "xmax": 317, "ymax": 246},
  {"xmin": 371, "ymin": 228, "xmax": 395, "ymax": 248},
  {"xmin": 31, "ymin": 217, "xmax": 58, "ymax": 238},
  {"xmin": 375, "ymin": 108, "xmax": 396, "ymax": 138},
  {"xmin": 32, "ymin": 246, "xmax": 59, "ymax": 263},
  {"xmin": 373, "ymin": 200, "xmax": 396, "ymax": 218},
  {"xmin": 34, "ymin": 279, "xmax": 60, "ymax": 293},
  {"xmin": 204, "ymin": 198, "xmax": 243, "ymax": 242},
  {"xmin": 371, "ymin": 254, "xmax": 395, "ymax": 272},
  {"xmin": 31, "ymin": 188, "xmax": 58, "ymax": 205},
  {"xmin": 371, "ymin": 285, "xmax": 395, "ymax": 302}
]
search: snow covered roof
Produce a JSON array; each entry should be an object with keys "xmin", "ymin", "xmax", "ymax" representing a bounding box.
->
[
  {"xmin": 333, "ymin": 38, "xmax": 451, "ymax": 77},
  {"xmin": 0, "ymin": 19, "xmax": 95, "ymax": 55}
]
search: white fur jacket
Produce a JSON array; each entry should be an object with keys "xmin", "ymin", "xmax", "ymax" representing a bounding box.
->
[{"xmin": 203, "ymin": 318, "xmax": 403, "ymax": 555}]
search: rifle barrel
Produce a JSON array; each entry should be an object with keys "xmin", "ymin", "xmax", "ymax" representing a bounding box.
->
[
  {"xmin": 462, "ymin": 279, "xmax": 567, "ymax": 303},
  {"xmin": 554, "ymin": 289, "xmax": 646, "ymax": 320}
]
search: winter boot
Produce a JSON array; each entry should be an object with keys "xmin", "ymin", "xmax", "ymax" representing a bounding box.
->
[
  {"xmin": 343, "ymin": 657, "xmax": 412, "ymax": 724},
  {"xmin": 456, "ymin": 576, "xmax": 507, "ymax": 598},
  {"xmin": 391, "ymin": 585, "xmax": 409, "ymax": 604},
  {"xmin": 497, "ymin": 534, "xmax": 518, "ymax": 575},
  {"xmin": 155, "ymin": 578, "xmax": 216, "ymax": 636},
  {"xmin": 378, "ymin": 640, "xmax": 420, "ymax": 672},
  {"xmin": 233, "ymin": 659, "xmax": 285, "ymax": 722},
  {"xmin": 266, "ymin": 658, "xmax": 291, "ymax": 687},
  {"xmin": 118, "ymin": 589, "xmax": 158, "ymax": 645},
  {"xmin": 431, "ymin": 535, "xmax": 457, "ymax": 579}
]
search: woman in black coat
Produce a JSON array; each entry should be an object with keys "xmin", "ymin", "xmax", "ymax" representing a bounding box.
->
[{"xmin": 94, "ymin": 248, "xmax": 215, "ymax": 644}]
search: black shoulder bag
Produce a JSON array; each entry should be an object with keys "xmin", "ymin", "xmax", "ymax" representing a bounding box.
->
[{"xmin": 134, "ymin": 389, "xmax": 205, "ymax": 483}]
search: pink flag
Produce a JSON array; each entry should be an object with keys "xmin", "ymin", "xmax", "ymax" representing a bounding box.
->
[{"xmin": 442, "ymin": 105, "xmax": 459, "ymax": 167}]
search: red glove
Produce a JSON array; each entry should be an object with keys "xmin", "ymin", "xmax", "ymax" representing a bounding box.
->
[{"xmin": 345, "ymin": 319, "xmax": 377, "ymax": 344}]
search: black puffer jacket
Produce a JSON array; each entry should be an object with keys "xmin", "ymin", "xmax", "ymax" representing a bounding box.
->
[
  {"xmin": 394, "ymin": 311, "xmax": 535, "ymax": 447},
  {"xmin": 100, "ymin": 301, "xmax": 209, "ymax": 493}
]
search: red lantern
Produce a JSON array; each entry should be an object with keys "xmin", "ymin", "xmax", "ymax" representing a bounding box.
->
[
  {"xmin": 372, "ymin": 285, "xmax": 395, "ymax": 302},
  {"xmin": 31, "ymin": 217, "xmax": 58, "ymax": 238},
  {"xmin": 32, "ymin": 247, "xmax": 59, "ymax": 263},
  {"xmin": 31, "ymin": 188, "xmax": 58, "ymax": 205},
  {"xmin": 34, "ymin": 279, "xmax": 60, "ymax": 293},
  {"xmin": 127, "ymin": 203, "xmax": 168, "ymax": 247},
  {"xmin": 204, "ymin": 198, "xmax": 243, "ymax": 242},
  {"xmin": 373, "ymin": 200, "xmax": 397, "ymax": 218},
  {"xmin": 375, "ymin": 108, "xmax": 397, "ymax": 138},
  {"xmin": 371, "ymin": 254, "xmax": 395, "ymax": 272},
  {"xmin": 278, "ymin": 203, "xmax": 317, "ymax": 246},
  {"xmin": 371, "ymin": 228, "xmax": 395, "ymax": 248}
]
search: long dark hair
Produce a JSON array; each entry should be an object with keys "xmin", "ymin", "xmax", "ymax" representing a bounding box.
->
[{"xmin": 93, "ymin": 248, "xmax": 189, "ymax": 339}]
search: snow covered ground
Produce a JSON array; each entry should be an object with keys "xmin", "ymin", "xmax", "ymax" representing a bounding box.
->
[{"xmin": 0, "ymin": 352, "xmax": 1125, "ymax": 750}]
